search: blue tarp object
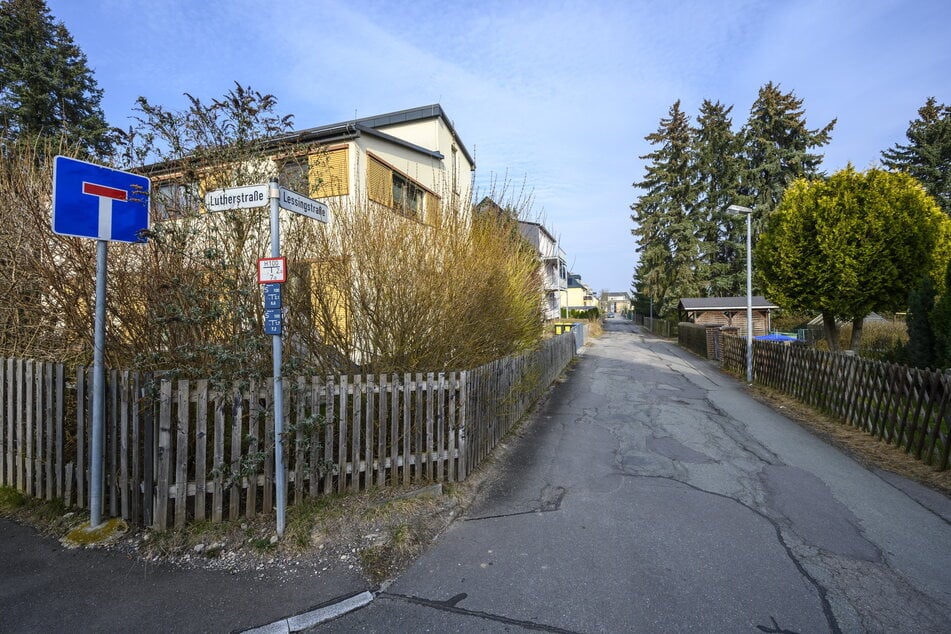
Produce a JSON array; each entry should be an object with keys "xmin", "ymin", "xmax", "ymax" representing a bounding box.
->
[{"xmin": 755, "ymin": 333, "xmax": 798, "ymax": 342}]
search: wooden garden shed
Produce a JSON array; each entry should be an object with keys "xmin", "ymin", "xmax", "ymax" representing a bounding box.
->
[{"xmin": 678, "ymin": 296, "xmax": 779, "ymax": 337}]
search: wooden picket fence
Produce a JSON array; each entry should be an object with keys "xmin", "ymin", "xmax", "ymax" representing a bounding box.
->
[
  {"xmin": 720, "ymin": 335, "xmax": 951, "ymax": 470},
  {"xmin": 0, "ymin": 331, "xmax": 581, "ymax": 529}
]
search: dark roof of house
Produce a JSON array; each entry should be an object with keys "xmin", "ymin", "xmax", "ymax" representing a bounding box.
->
[
  {"xmin": 143, "ymin": 104, "xmax": 474, "ymax": 176},
  {"xmin": 288, "ymin": 104, "xmax": 475, "ymax": 169},
  {"xmin": 679, "ymin": 296, "xmax": 778, "ymax": 311}
]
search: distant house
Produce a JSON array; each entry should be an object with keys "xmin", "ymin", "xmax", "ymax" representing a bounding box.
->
[
  {"xmin": 562, "ymin": 273, "xmax": 596, "ymax": 313},
  {"xmin": 806, "ymin": 312, "xmax": 886, "ymax": 327},
  {"xmin": 517, "ymin": 221, "xmax": 567, "ymax": 320},
  {"xmin": 678, "ymin": 296, "xmax": 779, "ymax": 337},
  {"xmin": 602, "ymin": 291, "xmax": 631, "ymax": 315}
]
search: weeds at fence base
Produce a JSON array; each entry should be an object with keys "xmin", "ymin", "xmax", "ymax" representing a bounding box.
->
[
  {"xmin": 63, "ymin": 518, "xmax": 128, "ymax": 548},
  {"xmin": 0, "ymin": 487, "xmax": 82, "ymax": 535},
  {"xmin": 751, "ymin": 387, "xmax": 951, "ymax": 496}
]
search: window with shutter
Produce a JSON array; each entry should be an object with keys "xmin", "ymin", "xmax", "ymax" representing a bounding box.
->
[
  {"xmin": 309, "ymin": 147, "xmax": 349, "ymax": 197},
  {"xmin": 367, "ymin": 155, "xmax": 393, "ymax": 206}
]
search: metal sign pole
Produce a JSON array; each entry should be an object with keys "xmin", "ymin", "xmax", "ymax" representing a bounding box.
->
[
  {"xmin": 268, "ymin": 178, "xmax": 286, "ymax": 536},
  {"xmin": 90, "ymin": 239, "xmax": 107, "ymax": 527}
]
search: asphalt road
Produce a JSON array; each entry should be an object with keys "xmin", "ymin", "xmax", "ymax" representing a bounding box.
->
[{"xmin": 315, "ymin": 320, "xmax": 951, "ymax": 633}]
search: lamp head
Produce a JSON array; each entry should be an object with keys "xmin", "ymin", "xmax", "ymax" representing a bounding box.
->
[{"xmin": 727, "ymin": 204, "xmax": 753, "ymax": 214}]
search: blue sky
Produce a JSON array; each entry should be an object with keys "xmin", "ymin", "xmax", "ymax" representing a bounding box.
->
[{"xmin": 46, "ymin": 0, "xmax": 950, "ymax": 292}]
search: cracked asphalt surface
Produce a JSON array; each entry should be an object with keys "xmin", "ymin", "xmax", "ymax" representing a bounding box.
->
[{"xmin": 315, "ymin": 320, "xmax": 951, "ymax": 633}]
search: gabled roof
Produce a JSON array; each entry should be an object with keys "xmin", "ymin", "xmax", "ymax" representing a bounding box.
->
[
  {"xmin": 287, "ymin": 104, "xmax": 475, "ymax": 169},
  {"xmin": 144, "ymin": 104, "xmax": 473, "ymax": 177},
  {"xmin": 517, "ymin": 220, "xmax": 557, "ymax": 245},
  {"xmin": 679, "ymin": 296, "xmax": 778, "ymax": 311}
]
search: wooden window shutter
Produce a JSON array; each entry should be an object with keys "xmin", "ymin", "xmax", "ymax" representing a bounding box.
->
[
  {"xmin": 426, "ymin": 192, "xmax": 440, "ymax": 220},
  {"xmin": 367, "ymin": 155, "xmax": 392, "ymax": 206},
  {"xmin": 309, "ymin": 148, "xmax": 349, "ymax": 198}
]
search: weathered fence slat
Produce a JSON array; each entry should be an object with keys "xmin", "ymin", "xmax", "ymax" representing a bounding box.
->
[
  {"xmin": 212, "ymin": 391, "xmax": 225, "ymax": 523},
  {"xmin": 263, "ymin": 382, "xmax": 275, "ymax": 518},
  {"xmin": 174, "ymin": 380, "xmax": 190, "ymax": 529},
  {"xmin": 229, "ymin": 388, "xmax": 243, "ymax": 522},
  {"xmin": 25, "ymin": 360, "xmax": 33, "ymax": 495},
  {"xmin": 154, "ymin": 380, "xmax": 172, "ymax": 531},
  {"xmin": 338, "ymin": 376, "xmax": 348, "ymax": 494},
  {"xmin": 389, "ymin": 373, "xmax": 399, "ymax": 485},
  {"xmin": 119, "ymin": 371, "xmax": 130, "ymax": 518},
  {"xmin": 108, "ymin": 369, "xmax": 118, "ymax": 518},
  {"xmin": 323, "ymin": 377, "xmax": 335, "ymax": 495},
  {"xmin": 194, "ymin": 380, "xmax": 208, "ymax": 522},
  {"xmin": 401, "ymin": 373, "xmax": 410, "ymax": 486},
  {"xmin": 247, "ymin": 380, "xmax": 260, "ymax": 520}
]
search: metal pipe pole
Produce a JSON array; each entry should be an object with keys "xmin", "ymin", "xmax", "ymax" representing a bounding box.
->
[
  {"xmin": 269, "ymin": 178, "xmax": 286, "ymax": 537},
  {"xmin": 90, "ymin": 239, "xmax": 107, "ymax": 527},
  {"xmin": 745, "ymin": 211, "xmax": 753, "ymax": 384}
]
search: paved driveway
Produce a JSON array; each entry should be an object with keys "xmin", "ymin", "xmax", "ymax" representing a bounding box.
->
[{"xmin": 317, "ymin": 322, "xmax": 951, "ymax": 632}]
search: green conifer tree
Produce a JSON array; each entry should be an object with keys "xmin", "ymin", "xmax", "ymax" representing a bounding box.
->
[
  {"xmin": 0, "ymin": 0, "xmax": 111, "ymax": 157},
  {"xmin": 932, "ymin": 260, "xmax": 951, "ymax": 369},
  {"xmin": 740, "ymin": 82, "xmax": 836, "ymax": 236},
  {"xmin": 631, "ymin": 100, "xmax": 701, "ymax": 316},
  {"xmin": 693, "ymin": 100, "xmax": 744, "ymax": 296},
  {"xmin": 904, "ymin": 276, "xmax": 936, "ymax": 369},
  {"xmin": 881, "ymin": 97, "xmax": 951, "ymax": 216}
]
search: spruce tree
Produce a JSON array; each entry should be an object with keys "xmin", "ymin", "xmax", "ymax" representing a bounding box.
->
[
  {"xmin": 740, "ymin": 82, "xmax": 835, "ymax": 236},
  {"xmin": 631, "ymin": 100, "xmax": 700, "ymax": 315},
  {"xmin": 693, "ymin": 100, "xmax": 743, "ymax": 296},
  {"xmin": 0, "ymin": 0, "xmax": 111, "ymax": 157},
  {"xmin": 932, "ymin": 260, "xmax": 951, "ymax": 369},
  {"xmin": 904, "ymin": 276, "xmax": 936, "ymax": 369},
  {"xmin": 881, "ymin": 97, "xmax": 951, "ymax": 216}
]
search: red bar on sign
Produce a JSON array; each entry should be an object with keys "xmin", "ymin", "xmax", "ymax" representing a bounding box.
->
[{"xmin": 83, "ymin": 182, "xmax": 127, "ymax": 201}]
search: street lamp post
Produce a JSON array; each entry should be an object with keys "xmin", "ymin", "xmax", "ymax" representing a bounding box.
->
[{"xmin": 727, "ymin": 204, "xmax": 753, "ymax": 384}]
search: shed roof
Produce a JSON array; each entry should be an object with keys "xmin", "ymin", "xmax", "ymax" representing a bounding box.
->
[{"xmin": 679, "ymin": 296, "xmax": 778, "ymax": 311}]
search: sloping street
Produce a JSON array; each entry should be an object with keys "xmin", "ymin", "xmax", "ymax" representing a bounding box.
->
[{"xmin": 317, "ymin": 321, "xmax": 951, "ymax": 632}]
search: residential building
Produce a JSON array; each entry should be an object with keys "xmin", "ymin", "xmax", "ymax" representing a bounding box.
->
[
  {"xmin": 562, "ymin": 273, "xmax": 596, "ymax": 314},
  {"xmin": 142, "ymin": 105, "xmax": 477, "ymax": 368},
  {"xmin": 151, "ymin": 104, "xmax": 475, "ymax": 224},
  {"xmin": 517, "ymin": 221, "xmax": 567, "ymax": 320},
  {"xmin": 601, "ymin": 291, "xmax": 631, "ymax": 315}
]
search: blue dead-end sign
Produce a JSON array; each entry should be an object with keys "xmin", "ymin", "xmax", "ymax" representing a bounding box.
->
[{"xmin": 52, "ymin": 155, "xmax": 150, "ymax": 243}]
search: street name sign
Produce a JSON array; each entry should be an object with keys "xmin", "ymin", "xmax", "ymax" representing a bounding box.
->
[
  {"xmin": 278, "ymin": 188, "xmax": 328, "ymax": 223},
  {"xmin": 205, "ymin": 184, "xmax": 269, "ymax": 212},
  {"xmin": 52, "ymin": 156, "xmax": 151, "ymax": 243}
]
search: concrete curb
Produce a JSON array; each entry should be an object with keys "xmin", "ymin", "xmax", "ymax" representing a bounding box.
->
[{"xmin": 242, "ymin": 590, "xmax": 375, "ymax": 633}]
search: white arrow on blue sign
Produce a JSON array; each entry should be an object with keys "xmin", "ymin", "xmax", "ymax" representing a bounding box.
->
[{"xmin": 52, "ymin": 156, "xmax": 151, "ymax": 243}]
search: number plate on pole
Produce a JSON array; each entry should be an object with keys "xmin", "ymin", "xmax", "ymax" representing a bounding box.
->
[{"xmin": 258, "ymin": 257, "xmax": 286, "ymax": 284}]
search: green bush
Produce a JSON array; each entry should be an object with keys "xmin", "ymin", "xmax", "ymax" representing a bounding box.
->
[{"xmin": 561, "ymin": 307, "xmax": 600, "ymax": 320}]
